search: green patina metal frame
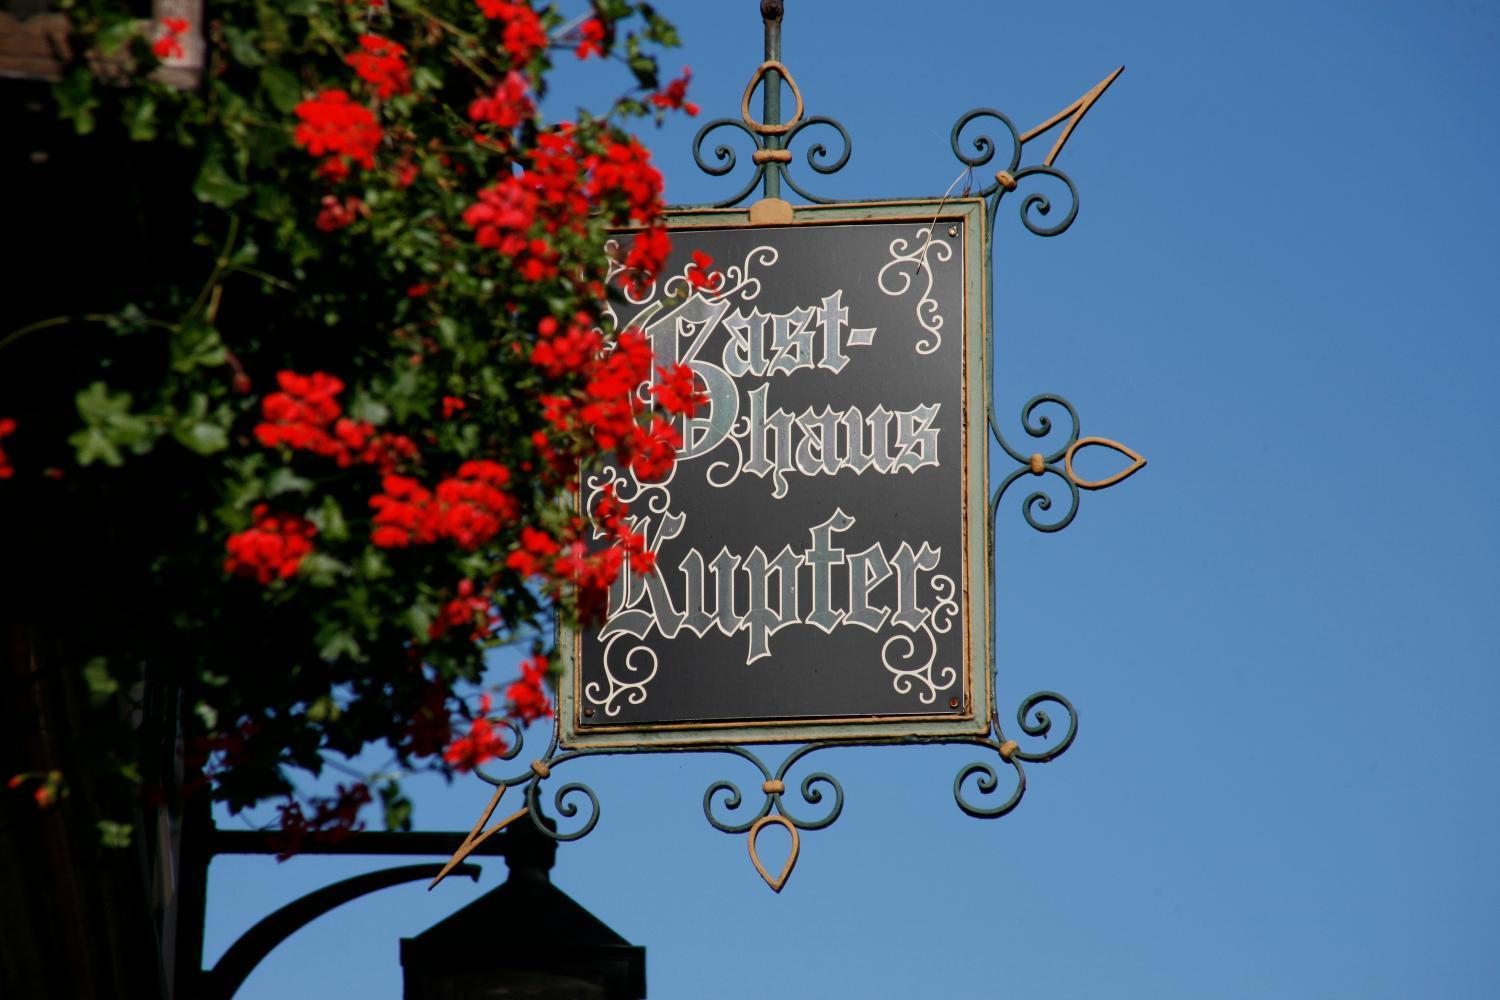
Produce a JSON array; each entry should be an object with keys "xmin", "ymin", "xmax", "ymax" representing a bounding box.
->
[{"xmin": 458, "ymin": 1, "xmax": 1143, "ymax": 887}]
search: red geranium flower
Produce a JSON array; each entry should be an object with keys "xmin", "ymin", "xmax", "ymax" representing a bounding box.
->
[
  {"xmin": 224, "ymin": 505, "xmax": 317, "ymax": 584},
  {"xmin": 152, "ymin": 17, "xmax": 189, "ymax": 60},
  {"xmin": 468, "ymin": 71, "xmax": 533, "ymax": 129},
  {"xmin": 506, "ymin": 656, "xmax": 552, "ymax": 723},
  {"xmin": 293, "ymin": 90, "xmax": 383, "ymax": 180},
  {"xmin": 346, "ymin": 34, "xmax": 411, "ymax": 99},
  {"xmin": 574, "ymin": 17, "xmax": 606, "ymax": 59},
  {"xmin": 652, "ymin": 363, "xmax": 707, "ymax": 416},
  {"xmin": 686, "ymin": 250, "xmax": 723, "ymax": 292},
  {"xmin": 650, "ymin": 68, "xmax": 699, "ymax": 116},
  {"xmin": 443, "ymin": 695, "xmax": 508, "ymax": 771},
  {"xmin": 475, "ymin": 0, "xmax": 548, "ymax": 66}
]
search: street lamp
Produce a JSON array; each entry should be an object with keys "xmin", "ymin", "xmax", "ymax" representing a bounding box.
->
[{"xmin": 401, "ymin": 818, "xmax": 646, "ymax": 1000}]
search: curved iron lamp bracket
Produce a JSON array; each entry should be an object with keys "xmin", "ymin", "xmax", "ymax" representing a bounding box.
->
[
  {"xmin": 438, "ymin": 7, "xmax": 1143, "ymax": 896},
  {"xmin": 202, "ymin": 863, "xmax": 480, "ymax": 1000}
]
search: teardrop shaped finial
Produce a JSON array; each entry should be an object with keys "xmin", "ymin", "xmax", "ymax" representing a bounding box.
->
[
  {"xmin": 1063, "ymin": 437, "xmax": 1146, "ymax": 491},
  {"xmin": 747, "ymin": 814, "xmax": 800, "ymax": 892}
]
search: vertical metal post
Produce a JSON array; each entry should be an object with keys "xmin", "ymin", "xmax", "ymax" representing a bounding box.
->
[{"xmin": 761, "ymin": 0, "xmax": 783, "ymax": 200}]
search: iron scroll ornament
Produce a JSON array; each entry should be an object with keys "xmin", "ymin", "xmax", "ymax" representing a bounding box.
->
[
  {"xmin": 453, "ymin": 690, "xmax": 1079, "ymax": 893},
  {"xmin": 430, "ymin": 19, "xmax": 1144, "ymax": 895},
  {"xmin": 691, "ymin": 63, "xmax": 852, "ymax": 207}
]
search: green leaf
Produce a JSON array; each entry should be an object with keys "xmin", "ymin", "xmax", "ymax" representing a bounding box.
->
[
  {"xmin": 266, "ymin": 467, "xmax": 313, "ymax": 497},
  {"xmin": 71, "ymin": 383, "xmax": 156, "ymax": 466},
  {"xmin": 97, "ymin": 820, "xmax": 134, "ymax": 849},
  {"xmin": 194, "ymin": 700, "xmax": 219, "ymax": 730},
  {"xmin": 224, "ymin": 26, "xmax": 265, "ymax": 66},
  {"xmin": 347, "ymin": 393, "xmax": 390, "ymax": 425},
  {"xmin": 194, "ymin": 152, "xmax": 251, "ymax": 208},
  {"xmin": 170, "ymin": 323, "xmax": 228, "ymax": 373},
  {"xmin": 124, "ymin": 94, "xmax": 158, "ymax": 142},
  {"xmin": 311, "ymin": 495, "xmax": 349, "ymax": 542},
  {"xmin": 83, "ymin": 658, "xmax": 119, "ymax": 707},
  {"xmin": 316, "ymin": 622, "xmax": 361, "ymax": 662},
  {"xmin": 300, "ymin": 552, "xmax": 349, "ymax": 588},
  {"xmin": 260, "ymin": 64, "xmax": 302, "ymax": 113},
  {"xmin": 379, "ymin": 782, "xmax": 413, "ymax": 832},
  {"xmin": 404, "ymin": 602, "xmax": 434, "ymax": 642},
  {"xmin": 173, "ymin": 418, "xmax": 229, "ymax": 456},
  {"xmin": 53, "ymin": 69, "xmax": 99, "ymax": 135},
  {"xmin": 306, "ymin": 695, "xmax": 341, "ymax": 723},
  {"xmin": 97, "ymin": 18, "xmax": 141, "ymax": 57},
  {"xmin": 69, "ymin": 427, "xmax": 123, "ymax": 466}
]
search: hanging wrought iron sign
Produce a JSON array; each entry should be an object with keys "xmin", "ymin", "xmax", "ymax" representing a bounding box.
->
[
  {"xmin": 435, "ymin": 0, "xmax": 1145, "ymax": 894},
  {"xmin": 568, "ymin": 200, "xmax": 989, "ymax": 744}
]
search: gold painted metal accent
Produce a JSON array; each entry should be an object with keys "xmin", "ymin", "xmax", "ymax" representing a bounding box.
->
[
  {"xmin": 1028, "ymin": 453, "xmax": 1046, "ymax": 475},
  {"xmin": 752, "ymin": 149, "xmax": 793, "ymax": 164},
  {"xmin": 763, "ymin": 779, "xmax": 785, "ymax": 794},
  {"xmin": 998, "ymin": 740, "xmax": 1020, "ymax": 761},
  {"xmin": 747, "ymin": 814, "xmax": 800, "ymax": 893},
  {"xmin": 1063, "ymin": 436, "xmax": 1147, "ymax": 491},
  {"xmin": 748, "ymin": 198, "xmax": 794, "ymax": 225},
  {"xmin": 740, "ymin": 60, "xmax": 804, "ymax": 135},
  {"xmin": 428, "ymin": 785, "xmax": 529, "ymax": 890},
  {"xmin": 1019, "ymin": 66, "xmax": 1124, "ymax": 167},
  {"xmin": 996, "ymin": 171, "xmax": 1018, "ymax": 192},
  {"xmin": 530, "ymin": 759, "xmax": 551, "ymax": 779}
]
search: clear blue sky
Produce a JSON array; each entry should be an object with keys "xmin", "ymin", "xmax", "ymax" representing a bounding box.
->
[{"xmin": 206, "ymin": 2, "xmax": 1500, "ymax": 996}]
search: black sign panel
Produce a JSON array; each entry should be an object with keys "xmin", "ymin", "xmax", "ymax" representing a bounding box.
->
[{"xmin": 561, "ymin": 201, "xmax": 989, "ymax": 747}]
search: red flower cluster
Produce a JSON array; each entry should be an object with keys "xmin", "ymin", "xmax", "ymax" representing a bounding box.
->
[
  {"xmin": 254, "ymin": 371, "xmax": 419, "ymax": 472},
  {"xmin": 686, "ymin": 250, "xmax": 723, "ymax": 292},
  {"xmin": 464, "ymin": 126, "xmax": 595, "ymax": 280},
  {"xmin": 532, "ymin": 128, "xmax": 589, "ymax": 214},
  {"xmin": 271, "ymin": 783, "xmax": 372, "ymax": 859},
  {"xmin": 315, "ymin": 194, "xmax": 367, "ymax": 232},
  {"xmin": 467, "ymin": 71, "xmax": 533, "ymax": 129},
  {"xmin": 505, "ymin": 526, "xmax": 560, "ymax": 577},
  {"xmin": 0, "ymin": 418, "xmax": 15, "ymax": 480},
  {"xmin": 586, "ymin": 137, "xmax": 662, "ymax": 223},
  {"xmin": 506, "ymin": 655, "xmax": 552, "ymax": 723},
  {"xmin": 435, "ymin": 460, "xmax": 521, "ymax": 548},
  {"xmin": 463, "ymin": 176, "xmax": 539, "ymax": 254},
  {"xmin": 503, "ymin": 512, "xmax": 646, "ymax": 621},
  {"xmin": 587, "ymin": 484, "xmax": 656, "ymax": 574},
  {"xmin": 650, "ymin": 67, "xmax": 699, "ymax": 116},
  {"xmin": 531, "ymin": 324, "xmax": 685, "ymax": 488},
  {"xmin": 652, "ymin": 363, "xmax": 707, "ymax": 416},
  {"xmin": 475, "ymin": 0, "xmax": 548, "ymax": 66},
  {"xmin": 429, "ymin": 579, "xmax": 500, "ymax": 641},
  {"xmin": 574, "ymin": 17, "xmax": 606, "ymax": 59},
  {"xmin": 293, "ymin": 90, "xmax": 383, "ymax": 180},
  {"xmin": 224, "ymin": 505, "xmax": 317, "ymax": 584},
  {"xmin": 443, "ymin": 694, "xmax": 508, "ymax": 771},
  {"xmin": 369, "ymin": 461, "xmax": 519, "ymax": 551},
  {"xmin": 622, "ymin": 227, "xmax": 670, "ymax": 297},
  {"xmin": 346, "ymin": 34, "xmax": 411, "ymax": 99},
  {"xmin": 529, "ymin": 313, "xmax": 599, "ymax": 378},
  {"xmin": 152, "ymin": 17, "xmax": 189, "ymax": 60}
]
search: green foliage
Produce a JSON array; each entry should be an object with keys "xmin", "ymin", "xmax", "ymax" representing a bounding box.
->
[{"xmin": 9, "ymin": 0, "xmax": 685, "ymax": 846}]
